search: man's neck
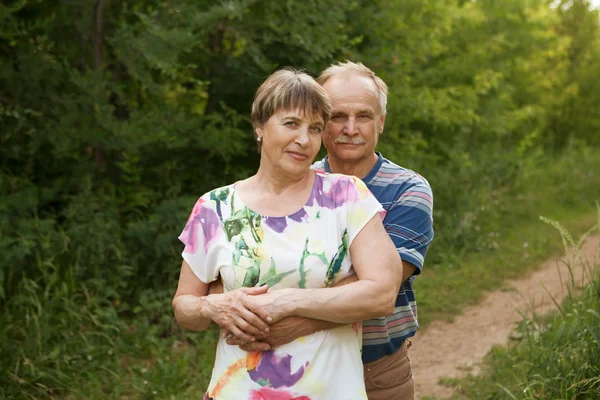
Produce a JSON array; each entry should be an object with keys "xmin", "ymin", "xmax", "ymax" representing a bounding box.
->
[{"xmin": 327, "ymin": 153, "xmax": 378, "ymax": 180}]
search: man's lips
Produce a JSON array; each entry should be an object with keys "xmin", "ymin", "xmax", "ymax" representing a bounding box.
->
[
  {"xmin": 334, "ymin": 139, "xmax": 367, "ymax": 145},
  {"xmin": 336, "ymin": 142, "xmax": 365, "ymax": 146},
  {"xmin": 286, "ymin": 151, "xmax": 308, "ymax": 161}
]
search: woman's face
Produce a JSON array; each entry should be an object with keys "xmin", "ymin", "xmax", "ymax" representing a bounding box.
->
[{"xmin": 257, "ymin": 108, "xmax": 324, "ymax": 177}]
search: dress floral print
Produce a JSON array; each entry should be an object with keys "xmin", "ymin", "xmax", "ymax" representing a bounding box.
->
[{"xmin": 179, "ymin": 172, "xmax": 383, "ymax": 400}]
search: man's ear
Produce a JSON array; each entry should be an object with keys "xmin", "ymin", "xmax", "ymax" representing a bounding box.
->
[{"xmin": 378, "ymin": 114, "xmax": 386, "ymax": 135}]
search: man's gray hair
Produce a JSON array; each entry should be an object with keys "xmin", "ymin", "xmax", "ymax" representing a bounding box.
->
[{"xmin": 317, "ymin": 61, "xmax": 388, "ymax": 115}]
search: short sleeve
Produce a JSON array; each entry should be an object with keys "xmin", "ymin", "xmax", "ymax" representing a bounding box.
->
[
  {"xmin": 384, "ymin": 180, "xmax": 434, "ymax": 274},
  {"xmin": 178, "ymin": 197, "xmax": 223, "ymax": 284},
  {"xmin": 345, "ymin": 176, "xmax": 385, "ymax": 246}
]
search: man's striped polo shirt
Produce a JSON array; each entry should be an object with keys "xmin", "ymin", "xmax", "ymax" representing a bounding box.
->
[{"xmin": 312, "ymin": 152, "xmax": 434, "ymax": 363}]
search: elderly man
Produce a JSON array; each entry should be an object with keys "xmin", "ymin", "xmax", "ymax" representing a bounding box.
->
[{"xmin": 223, "ymin": 61, "xmax": 434, "ymax": 400}]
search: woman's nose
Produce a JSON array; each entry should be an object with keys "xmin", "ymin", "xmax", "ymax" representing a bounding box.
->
[{"xmin": 295, "ymin": 127, "xmax": 310, "ymax": 146}]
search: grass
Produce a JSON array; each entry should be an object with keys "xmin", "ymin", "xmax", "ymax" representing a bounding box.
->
[
  {"xmin": 442, "ymin": 215, "xmax": 600, "ymax": 400},
  {"xmin": 0, "ymin": 282, "xmax": 219, "ymax": 399}
]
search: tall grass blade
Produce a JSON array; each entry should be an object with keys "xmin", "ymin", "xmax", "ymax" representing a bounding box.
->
[{"xmin": 495, "ymin": 383, "xmax": 519, "ymax": 400}]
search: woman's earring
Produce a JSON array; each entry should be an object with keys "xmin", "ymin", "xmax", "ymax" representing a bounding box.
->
[{"xmin": 257, "ymin": 136, "xmax": 262, "ymax": 143}]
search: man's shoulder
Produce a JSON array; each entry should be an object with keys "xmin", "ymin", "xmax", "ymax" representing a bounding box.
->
[{"xmin": 371, "ymin": 155, "xmax": 432, "ymax": 193}]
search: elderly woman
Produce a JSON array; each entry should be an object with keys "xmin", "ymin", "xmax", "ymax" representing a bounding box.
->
[{"xmin": 172, "ymin": 69, "xmax": 402, "ymax": 400}]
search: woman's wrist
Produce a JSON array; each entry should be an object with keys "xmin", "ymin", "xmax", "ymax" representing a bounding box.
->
[
  {"xmin": 173, "ymin": 294, "xmax": 213, "ymax": 331},
  {"xmin": 272, "ymin": 288, "xmax": 298, "ymax": 319}
]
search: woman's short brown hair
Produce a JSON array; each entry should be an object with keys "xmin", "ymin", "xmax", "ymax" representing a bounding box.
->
[{"xmin": 251, "ymin": 68, "xmax": 331, "ymax": 148}]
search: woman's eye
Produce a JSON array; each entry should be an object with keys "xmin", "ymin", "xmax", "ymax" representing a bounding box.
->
[
  {"xmin": 310, "ymin": 126, "xmax": 323, "ymax": 133},
  {"xmin": 284, "ymin": 121, "xmax": 297, "ymax": 127}
]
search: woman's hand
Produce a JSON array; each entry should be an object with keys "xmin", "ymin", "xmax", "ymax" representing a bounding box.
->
[
  {"xmin": 204, "ymin": 285, "xmax": 273, "ymax": 343},
  {"xmin": 221, "ymin": 288, "xmax": 293, "ymax": 346},
  {"xmin": 241, "ymin": 288, "xmax": 290, "ymax": 324}
]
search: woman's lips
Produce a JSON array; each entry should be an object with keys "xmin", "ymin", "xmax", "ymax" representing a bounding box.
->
[{"xmin": 286, "ymin": 151, "xmax": 308, "ymax": 161}]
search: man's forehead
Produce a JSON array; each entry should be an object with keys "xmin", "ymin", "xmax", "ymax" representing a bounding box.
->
[
  {"xmin": 330, "ymin": 101, "xmax": 375, "ymax": 114},
  {"xmin": 325, "ymin": 74, "xmax": 378, "ymax": 93},
  {"xmin": 324, "ymin": 75, "xmax": 378, "ymax": 105}
]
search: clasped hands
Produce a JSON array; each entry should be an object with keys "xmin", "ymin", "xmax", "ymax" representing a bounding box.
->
[{"xmin": 205, "ymin": 285, "xmax": 303, "ymax": 351}]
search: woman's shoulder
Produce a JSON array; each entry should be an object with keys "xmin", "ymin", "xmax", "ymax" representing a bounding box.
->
[
  {"xmin": 202, "ymin": 183, "xmax": 236, "ymax": 202},
  {"xmin": 188, "ymin": 183, "xmax": 236, "ymax": 212}
]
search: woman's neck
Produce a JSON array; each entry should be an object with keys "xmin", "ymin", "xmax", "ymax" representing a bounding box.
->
[
  {"xmin": 235, "ymin": 163, "xmax": 316, "ymax": 217},
  {"xmin": 252, "ymin": 165, "xmax": 314, "ymax": 196}
]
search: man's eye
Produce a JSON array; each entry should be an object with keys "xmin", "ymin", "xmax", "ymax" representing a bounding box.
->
[
  {"xmin": 358, "ymin": 114, "xmax": 372, "ymax": 120},
  {"xmin": 331, "ymin": 115, "xmax": 344, "ymax": 120}
]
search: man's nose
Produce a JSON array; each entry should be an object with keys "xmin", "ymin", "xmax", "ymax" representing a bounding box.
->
[{"xmin": 343, "ymin": 117, "xmax": 358, "ymax": 135}]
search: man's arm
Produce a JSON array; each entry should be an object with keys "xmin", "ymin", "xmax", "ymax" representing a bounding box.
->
[
  {"xmin": 401, "ymin": 261, "xmax": 417, "ymax": 282},
  {"xmin": 383, "ymin": 179, "xmax": 434, "ymax": 279}
]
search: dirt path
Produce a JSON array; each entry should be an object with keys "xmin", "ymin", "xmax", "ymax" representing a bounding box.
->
[{"xmin": 411, "ymin": 235, "xmax": 599, "ymax": 399}]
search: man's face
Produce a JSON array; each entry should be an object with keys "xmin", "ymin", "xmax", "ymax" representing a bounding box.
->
[{"xmin": 322, "ymin": 75, "xmax": 386, "ymax": 164}]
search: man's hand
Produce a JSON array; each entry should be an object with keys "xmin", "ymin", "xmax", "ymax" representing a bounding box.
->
[{"xmin": 225, "ymin": 316, "xmax": 337, "ymax": 351}]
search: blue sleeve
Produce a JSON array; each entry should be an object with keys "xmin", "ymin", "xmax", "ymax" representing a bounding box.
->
[{"xmin": 383, "ymin": 180, "xmax": 434, "ymax": 275}]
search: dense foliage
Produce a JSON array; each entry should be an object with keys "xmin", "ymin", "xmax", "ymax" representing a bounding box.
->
[{"xmin": 1, "ymin": 0, "xmax": 599, "ymax": 397}]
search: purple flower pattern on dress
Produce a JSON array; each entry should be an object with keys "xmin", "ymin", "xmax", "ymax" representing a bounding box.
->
[
  {"xmin": 288, "ymin": 208, "xmax": 308, "ymax": 223},
  {"xmin": 306, "ymin": 174, "xmax": 360, "ymax": 210},
  {"xmin": 264, "ymin": 216, "xmax": 288, "ymax": 233},
  {"xmin": 263, "ymin": 174, "xmax": 360, "ymax": 233},
  {"xmin": 247, "ymin": 350, "xmax": 308, "ymax": 389},
  {"xmin": 179, "ymin": 198, "xmax": 222, "ymax": 254}
]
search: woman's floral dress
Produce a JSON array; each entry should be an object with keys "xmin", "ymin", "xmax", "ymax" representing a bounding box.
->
[{"xmin": 179, "ymin": 171, "xmax": 383, "ymax": 400}]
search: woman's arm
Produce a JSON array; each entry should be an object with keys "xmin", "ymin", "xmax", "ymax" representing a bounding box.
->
[
  {"xmin": 172, "ymin": 260, "xmax": 273, "ymax": 342},
  {"xmin": 246, "ymin": 215, "xmax": 403, "ymax": 324}
]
